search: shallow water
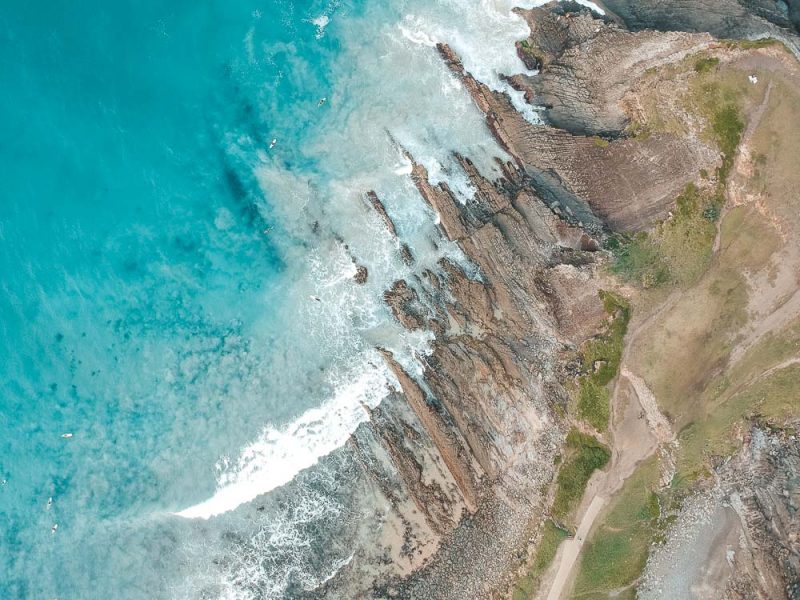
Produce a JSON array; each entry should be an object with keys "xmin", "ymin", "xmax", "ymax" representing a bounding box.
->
[{"xmin": 0, "ymin": 0, "xmax": 586, "ymax": 597}]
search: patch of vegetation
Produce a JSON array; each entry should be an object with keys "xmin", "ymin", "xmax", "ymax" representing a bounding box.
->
[
  {"xmin": 578, "ymin": 378, "xmax": 610, "ymax": 432},
  {"xmin": 611, "ymin": 184, "xmax": 717, "ymax": 288},
  {"xmin": 723, "ymin": 37, "xmax": 782, "ymax": 50},
  {"xmin": 533, "ymin": 521, "xmax": 570, "ymax": 573},
  {"xmin": 517, "ymin": 39, "xmax": 545, "ymax": 68},
  {"xmin": 609, "ymin": 232, "xmax": 668, "ymax": 288},
  {"xmin": 575, "ymin": 292, "xmax": 631, "ymax": 430},
  {"xmin": 552, "ymin": 429, "xmax": 611, "ymax": 521},
  {"xmin": 632, "ymin": 209, "xmax": 787, "ymax": 483},
  {"xmin": 592, "ymin": 136, "xmax": 610, "ymax": 148},
  {"xmin": 694, "ymin": 55, "xmax": 720, "ymax": 73},
  {"xmin": 614, "ymin": 58, "xmax": 751, "ymax": 291},
  {"xmin": 571, "ymin": 457, "xmax": 660, "ymax": 599},
  {"xmin": 512, "ymin": 521, "xmax": 570, "ymax": 600},
  {"xmin": 677, "ymin": 362, "xmax": 800, "ymax": 482},
  {"xmin": 711, "ymin": 104, "xmax": 745, "ymax": 180},
  {"xmin": 690, "ymin": 68, "xmax": 746, "ymax": 182},
  {"xmin": 625, "ymin": 120, "xmax": 652, "ymax": 140}
]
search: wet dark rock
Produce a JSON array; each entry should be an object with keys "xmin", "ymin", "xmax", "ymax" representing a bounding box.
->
[
  {"xmin": 354, "ymin": 265, "xmax": 368, "ymax": 284},
  {"xmin": 367, "ymin": 190, "xmax": 399, "ymax": 237},
  {"xmin": 600, "ymin": 0, "xmax": 800, "ymax": 52},
  {"xmin": 384, "ymin": 280, "xmax": 426, "ymax": 330}
]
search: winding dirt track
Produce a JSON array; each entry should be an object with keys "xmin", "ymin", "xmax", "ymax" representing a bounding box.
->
[
  {"xmin": 545, "ymin": 496, "xmax": 606, "ymax": 600},
  {"xmin": 541, "ymin": 287, "xmax": 681, "ymax": 599},
  {"xmin": 543, "ymin": 360, "xmax": 673, "ymax": 597}
]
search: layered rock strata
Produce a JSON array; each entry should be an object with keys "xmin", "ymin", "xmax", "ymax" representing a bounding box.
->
[
  {"xmin": 599, "ymin": 0, "xmax": 800, "ymax": 51},
  {"xmin": 308, "ymin": 3, "xmax": 798, "ymax": 598},
  {"xmin": 640, "ymin": 427, "xmax": 800, "ymax": 599},
  {"xmin": 437, "ymin": 31, "xmax": 718, "ymax": 232},
  {"xmin": 513, "ymin": 8, "xmax": 710, "ymax": 136}
]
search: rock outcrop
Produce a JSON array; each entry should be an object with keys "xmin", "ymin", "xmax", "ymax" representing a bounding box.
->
[
  {"xmin": 515, "ymin": 8, "xmax": 710, "ymax": 136},
  {"xmin": 361, "ymin": 142, "xmax": 607, "ymax": 599},
  {"xmin": 317, "ymin": 76, "xmax": 615, "ymax": 599},
  {"xmin": 640, "ymin": 426, "xmax": 800, "ymax": 600},
  {"xmin": 601, "ymin": 0, "xmax": 800, "ymax": 51},
  {"xmin": 309, "ymin": 3, "xmax": 800, "ymax": 598},
  {"xmin": 438, "ymin": 29, "xmax": 718, "ymax": 232}
]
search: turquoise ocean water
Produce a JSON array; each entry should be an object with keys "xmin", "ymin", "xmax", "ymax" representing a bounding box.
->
[{"xmin": 0, "ymin": 0, "xmax": 563, "ymax": 597}]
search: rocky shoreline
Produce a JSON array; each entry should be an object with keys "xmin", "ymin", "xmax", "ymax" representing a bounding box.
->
[{"xmin": 303, "ymin": 2, "xmax": 800, "ymax": 598}]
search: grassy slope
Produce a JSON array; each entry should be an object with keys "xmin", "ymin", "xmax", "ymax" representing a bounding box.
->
[
  {"xmin": 571, "ymin": 457, "xmax": 660, "ymax": 600},
  {"xmin": 512, "ymin": 430, "xmax": 610, "ymax": 599},
  {"xmin": 612, "ymin": 53, "xmax": 746, "ymax": 289},
  {"xmin": 633, "ymin": 70, "xmax": 800, "ymax": 481},
  {"xmin": 575, "ymin": 292, "xmax": 631, "ymax": 431},
  {"xmin": 512, "ymin": 521, "xmax": 570, "ymax": 600},
  {"xmin": 572, "ymin": 46, "xmax": 800, "ymax": 597},
  {"xmin": 552, "ymin": 430, "xmax": 611, "ymax": 521}
]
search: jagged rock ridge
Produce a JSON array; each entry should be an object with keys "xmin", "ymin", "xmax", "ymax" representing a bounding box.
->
[{"xmin": 307, "ymin": 3, "xmax": 799, "ymax": 598}]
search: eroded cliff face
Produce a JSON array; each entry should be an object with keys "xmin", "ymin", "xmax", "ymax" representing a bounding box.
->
[
  {"xmin": 514, "ymin": 7, "xmax": 709, "ymax": 136},
  {"xmin": 437, "ymin": 20, "xmax": 719, "ymax": 233},
  {"xmin": 599, "ymin": 0, "xmax": 800, "ymax": 51},
  {"xmin": 640, "ymin": 427, "xmax": 800, "ymax": 600},
  {"xmin": 362, "ymin": 156, "xmax": 604, "ymax": 599},
  {"xmin": 308, "ymin": 3, "xmax": 798, "ymax": 598}
]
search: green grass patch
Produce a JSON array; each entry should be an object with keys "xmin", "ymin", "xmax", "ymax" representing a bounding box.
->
[
  {"xmin": 723, "ymin": 37, "xmax": 782, "ymax": 50},
  {"xmin": 592, "ymin": 136, "xmax": 610, "ymax": 148},
  {"xmin": 512, "ymin": 521, "xmax": 570, "ymax": 599},
  {"xmin": 691, "ymin": 69, "xmax": 745, "ymax": 181},
  {"xmin": 571, "ymin": 457, "xmax": 660, "ymax": 599},
  {"xmin": 533, "ymin": 521, "xmax": 570, "ymax": 574},
  {"xmin": 694, "ymin": 55, "xmax": 720, "ymax": 73},
  {"xmin": 552, "ymin": 430, "xmax": 611, "ymax": 521},
  {"xmin": 587, "ymin": 292, "xmax": 631, "ymax": 383},
  {"xmin": 676, "ymin": 363, "xmax": 800, "ymax": 482},
  {"xmin": 578, "ymin": 378, "xmax": 610, "ymax": 432},
  {"xmin": 711, "ymin": 104, "xmax": 745, "ymax": 180},
  {"xmin": 614, "ymin": 60, "xmax": 748, "ymax": 290},
  {"xmin": 625, "ymin": 120, "xmax": 652, "ymax": 140},
  {"xmin": 517, "ymin": 39, "xmax": 545, "ymax": 67},
  {"xmin": 610, "ymin": 232, "xmax": 669, "ymax": 288},
  {"xmin": 575, "ymin": 292, "xmax": 631, "ymax": 430},
  {"xmin": 611, "ymin": 184, "xmax": 717, "ymax": 288}
]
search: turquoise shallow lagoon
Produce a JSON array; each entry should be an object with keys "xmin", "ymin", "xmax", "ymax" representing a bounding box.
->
[{"xmin": 1, "ymin": 0, "xmax": 547, "ymax": 597}]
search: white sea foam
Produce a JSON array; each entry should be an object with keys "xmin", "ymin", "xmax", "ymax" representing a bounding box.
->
[
  {"xmin": 168, "ymin": 0, "xmax": 608, "ymax": 596},
  {"xmin": 395, "ymin": 0, "xmax": 604, "ymax": 123},
  {"xmin": 181, "ymin": 1, "xmax": 540, "ymax": 527},
  {"xmin": 175, "ymin": 358, "xmax": 396, "ymax": 519},
  {"xmin": 571, "ymin": 0, "xmax": 606, "ymax": 15},
  {"xmin": 180, "ymin": 0, "xmax": 593, "ymax": 536},
  {"xmin": 396, "ymin": 4, "xmax": 544, "ymax": 123},
  {"xmin": 312, "ymin": 14, "xmax": 330, "ymax": 39}
]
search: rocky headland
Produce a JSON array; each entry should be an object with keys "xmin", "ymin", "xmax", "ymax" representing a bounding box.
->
[{"xmin": 297, "ymin": 2, "xmax": 800, "ymax": 598}]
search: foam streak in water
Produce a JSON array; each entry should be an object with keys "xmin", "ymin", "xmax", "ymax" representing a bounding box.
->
[{"xmin": 175, "ymin": 358, "xmax": 396, "ymax": 519}]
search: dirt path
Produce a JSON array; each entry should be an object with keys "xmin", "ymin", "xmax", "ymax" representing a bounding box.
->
[
  {"xmin": 541, "ymin": 50, "xmax": 800, "ymax": 600},
  {"xmin": 541, "ymin": 329, "xmax": 675, "ymax": 598},
  {"xmin": 540, "ymin": 293, "xmax": 683, "ymax": 600},
  {"xmin": 545, "ymin": 496, "xmax": 606, "ymax": 600}
]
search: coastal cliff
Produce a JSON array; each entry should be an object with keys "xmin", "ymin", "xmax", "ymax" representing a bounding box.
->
[{"xmin": 308, "ymin": 2, "xmax": 800, "ymax": 598}]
